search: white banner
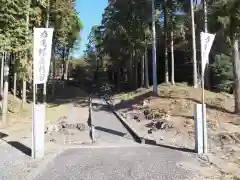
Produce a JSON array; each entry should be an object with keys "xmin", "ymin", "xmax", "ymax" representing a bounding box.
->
[
  {"xmin": 200, "ymin": 32, "xmax": 215, "ymax": 73},
  {"xmin": 33, "ymin": 28, "xmax": 54, "ymax": 84}
]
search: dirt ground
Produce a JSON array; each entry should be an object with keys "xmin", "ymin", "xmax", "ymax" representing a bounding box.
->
[
  {"xmin": 0, "ymin": 85, "xmax": 91, "ymax": 180},
  {"xmin": 111, "ymin": 83, "xmax": 240, "ymax": 180},
  {"xmin": 0, "ymin": 85, "xmax": 90, "ymax": 148}
]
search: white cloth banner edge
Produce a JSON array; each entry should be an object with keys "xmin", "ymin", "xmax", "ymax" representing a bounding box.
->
[
  {"xmin": 33, "ymin": 28, "xmax": 54, "ymax": 85},
  {"xmin": 200, "ymin": 32, "xmax": 215, "ymax": 74}
]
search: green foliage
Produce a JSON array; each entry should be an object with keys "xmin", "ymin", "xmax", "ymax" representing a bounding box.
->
[
  {"xmin": 210, "ymin": 0, "xmax": 240, "ymax": 38},
  {"xmin": 0, "ymin": 0, "xmax": 28, "ymax": 51},
  {"xmin": 2, "ymin": 0, "xmax": 240, "ymax": 97},
  {"xmin": 0, "ymin": 0, "xmax": 83, "ymax": 81},
  {"xmin": 98, "ymin": 0, "xmax": 153, "ymax": 64},
  {"xmin": 211, "ymin": 54, "xmax": 233, "ymax": 92},
  {"xmin": 84, "ymin": 25, "xmax": 102, "ymax": 67},
  {"xmin": 49, "ymin": 0, "xmax": 83, "ymax": 59}
]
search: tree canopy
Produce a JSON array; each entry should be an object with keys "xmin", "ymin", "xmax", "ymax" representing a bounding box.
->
[
  {"xmin": 83, "ymin": 0, "xmax": 240, "ymax": 112},
  {"xmin": 0, "ymin": 0, "xmax": 83, "ymax": 78}
]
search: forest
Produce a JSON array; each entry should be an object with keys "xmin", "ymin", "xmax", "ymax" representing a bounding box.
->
[
  {"xmin": 0, "ymin": 1, "xmax": 239, "ymax": 177},
  {"xmin": 0, "ymin": 0, "xmax": 82, "ymax": 114},
  {"xmin": 83, "ymin": 0, "xmax": 240, "ymax": 113},
  {"xmin": 1, "ymin": 0, "xmax": 240, "ymax": 114}
]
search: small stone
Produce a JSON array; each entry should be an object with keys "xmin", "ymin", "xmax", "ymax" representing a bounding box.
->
[
  {"xmin": 122, "ymin": 113, "xmax": 127, "ymax": 118},
  {"xmin": 142, "ymin": 100, "xmax": 150, "ymax": 108},
  {"xmin": 143, "ymin": 109, "xmax": 150, "ymax": 116},
  {"xmin": 50, "ymin": 138, "xmax": 56, "ymax": 142},
  {"xmin": 46, "ymin": 124, "xmax": 60, "ymax": 133},
  {"xmin": 161, "ymin": 122, "xmax": 168, "ymax": 129},
  {"xmin": 155, "ymin": 121, "xmax": 163, "ymax": 130},
  {"xmin": 77, "ymin": 123, "xmax": 85, "ymax": 131},
  {"xmin": 133, "ymin": 115, "xmax": 138, "ymax": 119},
  {"xmin": 148, "ymin": 129, "xmax": 152, "ymax": 134},
  {"xmin": 155, "ymin": 121, "xmax": 169, "ymax": 130},
  {"xmin": 60, "ymin": 121, "xmax": 67, "ymax": 128}
]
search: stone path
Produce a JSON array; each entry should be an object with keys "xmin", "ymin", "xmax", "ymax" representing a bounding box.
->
[
  {"xmin": 0, "ymin": 89, "xmax": 211, "ymax": 180},
  {"xmin": 91, "ymin": 98, "xmax": 136, "ymax": 145},
  {"xmin": 0, "ymin": 140, "xmax": 61, "ymax": 180},
  {"xmin": 32, "ymin": 146, "xmax": 200, "ymax": 180}
]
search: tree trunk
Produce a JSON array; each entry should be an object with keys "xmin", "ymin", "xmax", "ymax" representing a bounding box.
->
[
  {"xmin": 203, "ymin": 0, "xmax": 207, "ymax": 33},
  {"xmin": 2, "ymin": 79, "xmax": 8, "ymax": 123},
  {"xmin": 190, "ymin": 0, "xmax": 198, "ymax": 87},
  {"xmin": 133, "ymin": 50, "xmax": 138, "ymax": 89},
  {"xmin": 22, "ymin": 78, "xmax": 26, "ymax": 108},
  {"xmin": 132, "ymin": 52, "xmax": 136, "ymax": 89},
  {"xmin": 1, "ymin": 52, "xmax": 5, "ymax": 90},
  {"xmin": 128, "ymin": 54, "xmax": 134, "ymax": 89},
  {"xmin": 65, "ymin": 53, "xmax": 70, "ymax": 80},
  {"xmin": 61, "ymin": 64, "xmax": 64, "ymax": 78},
  {"xmin": 135, "ymin": 53, "xmax": 138, "ymax": 89},
  {"xmin": 232, "ymin": 38, "xmax": 240, "ymax": 113},
  {"xmin": 170, "ymin": 30, "xmax": 175, "ymax": 85},
  {"xmin": 96, "ymin": 57, "xmax": 99, "ymax": 71},
  {"xmin": 23, "ymin": 0, "xmax": 30, "ymax": 106},
  {"xmin": 46, "ymin": 0, "xmax": 50, "ymax": 28},
  {"xmin": 164, "ymin": 1, "xmax": 169, "ymax": 84},
  {"xmin": 170, "ymin": 0, "xmax": 175, "ymax": 85},
  {"xmin": 112, "ymin": 69, "xmax": 114, "ymax": 85},
  {"xmin": 52, "ymin": 51, "xmax": 56, "ymax": 95},
  {"xmin": 13, "ymin": 73, "xmax": 17, "ymax": 99},
  {"xmin": 43, "ymin": 81, "xmax": 47, "ymax": 103},
  {"xmin": 144, "ymin": 48, "xmax": 149, "ymax": 88},
  {"xmin": 117, "ymin": 67, "xmax": 120, "ymax": 92},
  {"xmin": 141, "ymin": 52, "xmax": 145, "ymax": 87},
  {"xmin": 152, "ymin": 0, "xmax": 158, "ymax": 93}
]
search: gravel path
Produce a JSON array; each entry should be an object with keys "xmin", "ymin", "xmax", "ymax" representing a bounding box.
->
[
  {"xmin": 0, "ymin": 141, "xmax": 61, "ymax": 180},
  {"xmin": 91, "ymin": 98, "xmax": 136, "ymax": 145},
  {"xmin": 0, "ymin": 87, "xmax": 209, "ymax": 180},
  {"xmin": 32, "ymin": 146, "xmax": 198, "ymax": 180},
  {"xmin": 0, "ymin": 142, "xmax": 32, "ymax": 180}
]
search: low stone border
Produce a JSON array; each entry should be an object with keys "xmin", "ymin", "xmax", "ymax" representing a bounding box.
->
[{"xmin": 106, "ymin": 100, "xmax": 146, "ymax": 144}]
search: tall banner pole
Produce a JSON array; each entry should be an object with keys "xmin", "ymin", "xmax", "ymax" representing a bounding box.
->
[
  {"xmin": 200, "ymin": 32, "xmax": 215, "ymax": 154},
  {"xmin": 201, "ymin": 45, "xmax": 206, "ymax": 154},
  {"xmin": 32, "ymin": 37, "xmax": 35, "ymax": 158},
  {"xmin": 32, "ymin": 35, "xmax": 36, "ymax": 158},
  {"xmin": 32, "ymin": 28, "xmax": 53, "ymax": 159}
]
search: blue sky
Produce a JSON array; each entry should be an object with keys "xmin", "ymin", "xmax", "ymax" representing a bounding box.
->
[{"xmin": 76, "ymin": 0, "xmax": 108, "ymax": 57}]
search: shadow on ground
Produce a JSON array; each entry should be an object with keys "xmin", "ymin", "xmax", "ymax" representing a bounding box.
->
[
  {"xmin": 95, "ymin": 126, "xmax": 126, "ymax": 137},
  {"xmin": 0, "ymin": 132, "xmax": 8, "ymax": 139},
  {"xmin": 112, "ymin": 90, "xmax": 234, "ymax": 115},
  {"xmin": 21, "ymin": 79, "xmax": 92, "ymax": 106},
  {"xmin": 7, "ymin": 141, "xmax": 31, "ymax": 156},
  {"xmin": 92, "ymin": 103, "xmax": 111, "ymax": 112},
  {"xmin": 142, "ymin": 138, "xmax": 195, "ymax": 153},
  {"xmin": 34, "ymin": 79, "xmax": 93, "ymax": 107},
  {"xmin": 113, "ymin": 91, "xmax": 158, "ymax": 111}
]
